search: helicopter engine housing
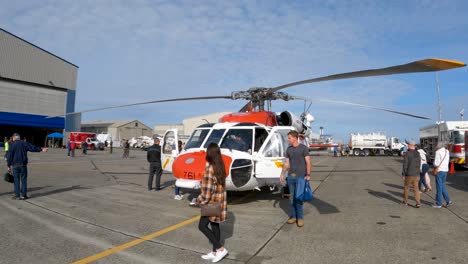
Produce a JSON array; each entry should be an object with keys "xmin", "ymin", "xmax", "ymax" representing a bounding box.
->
[{"xmin": 278, "ymin": 111, "xmax": 311, "ymax": 137}]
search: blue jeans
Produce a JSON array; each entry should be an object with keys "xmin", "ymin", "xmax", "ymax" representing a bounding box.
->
[
  {"xmin": 12, "ymin": 166, "xmax": 28, "ymax": 198},
  {"xmin": 418, "ymin": 163, "xmax": 429, "ymax": 190},
  {"xmin": 175, "ymin": 186, "xmax": 180, "ymax": 195},
  {"xmin": 435, "ymin": 171, "xmax": 450, "ymax": 206},
  {"xmin": 287, "ymin": 176, "xmax": 304, "ymax": 219}
]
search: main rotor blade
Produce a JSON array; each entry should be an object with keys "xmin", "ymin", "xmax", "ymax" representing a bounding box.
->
[
  {"xmin": 293, "ymin": 96, "xmax": 431, "ymax": 120},
  {"xmin": 271, "ymin": 58, "xmax": 466, "ymax": 92},
  {"xmin": 47, "ymin": 95, "xmax": 232, "ymax": 118}
]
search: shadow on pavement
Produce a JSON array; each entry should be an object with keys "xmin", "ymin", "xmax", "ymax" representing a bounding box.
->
[
  {"xmin": 446, "ymin": 173, "xmax": 468, "ymax": 193},
  {"xmin": 308, "ymin": 197, "xmax": 340, "ymax": 214},
  {"xmin": 0, "ymin": 186, "xmax": 51, "ymax": 197},
  {"xmin": 382, "ymin": 182, "xmax": 404, "ymax": 190},
  {"xmin": 366, "ymin": 189, "xmax": 401, "ymax": 204},
  {"xmin": 221, "ymin": 211, "xmax": 235, "ymax": 246},
  {"xmin": 30, "ymin": 185, "xmax": 90, "ymax": 199}
]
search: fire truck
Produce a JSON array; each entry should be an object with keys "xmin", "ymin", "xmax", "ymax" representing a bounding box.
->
[
  {"xmin": 69, "ymin": 132, "xmax": 105, "ymax": 150},
  {"xmin": 419, "ymin": 121, "xmax": 468, "ymax": 166}
]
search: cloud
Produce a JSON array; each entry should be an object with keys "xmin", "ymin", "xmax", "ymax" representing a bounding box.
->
[{"xmin": 1, "ymin": 0, "xmax": 467, "ymax": 141}]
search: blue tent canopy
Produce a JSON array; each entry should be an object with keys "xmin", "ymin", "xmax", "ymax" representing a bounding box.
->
[{"xmin": 47, "ymin": 132, "xmax": 64, "ymax": 138}]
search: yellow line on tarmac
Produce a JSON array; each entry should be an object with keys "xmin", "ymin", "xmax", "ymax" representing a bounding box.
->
[
  {"xmin": 72, "ymin": 215, "xmax": 200, "ymax": 264},
  {"xmin": 72, "ymin": 192, "xmax": 256, "ymax": 264}
]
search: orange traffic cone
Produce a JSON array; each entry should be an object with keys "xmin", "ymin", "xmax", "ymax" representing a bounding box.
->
[{"xmin": 449, "ymin": 160, "xmax": 456, "ymax": 174}]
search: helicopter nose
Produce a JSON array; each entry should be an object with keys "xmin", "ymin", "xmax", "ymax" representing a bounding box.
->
[{"xmin": 172, "ymin": 151, "xmax": 232, "ymax": 180}]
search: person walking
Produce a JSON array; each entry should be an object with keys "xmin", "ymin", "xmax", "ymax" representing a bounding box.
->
[
  {"xmin": 417, "ymin": 147, "xmax": 431, "ymax": 192},
  {"xmin": 433, "ymin": 142, "xmax": 451, "ymax": 208},
  {"xmin": 67, "ymin": 138, "xmax": 71, "ymax": 157},
  {"xmin": 280, "ymin": 130, "xmax": 311, "ymax": 227},
  {"xmin": 174, "ymin": 140, "xmax": 184, "ymax": 200},
  {"xmin": 82, "ymin": 141, "xmax": 88, "ymax": 155},
  {"xmin": 401, "ymin": 139, "xmax": 421, "ymax": 208},
  {"xmin": 6, "ymin": 133, "xmax": 48, "ymax": 200},
  {"xmin": 122, "ymin": 140, "xmax": 130, "ymax": 158},
  {"xmin": 196, "ymin": 143, "xmax": 228, "ymax": 262},
  {"xmin": 4, "ymin": 137, "xmax": 10, "ymax": 160},
  {"xmin": 147, "ymin": 138, "xmax": 162, "ymax": 191}
]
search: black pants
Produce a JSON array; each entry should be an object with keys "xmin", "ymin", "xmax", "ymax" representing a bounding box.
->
[
  {"xmin": 148, "ymin": 163, "xmax": 162, "ymax": 190},
  {"xmin": 198, "ymin": 216, "xmax": 222, "ymax": 251}
]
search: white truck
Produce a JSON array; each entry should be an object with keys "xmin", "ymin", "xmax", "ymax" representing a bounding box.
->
[
  {"xmin": 128, "ymin": 136, "xmax": 154, "ymax": 148},
  {"xmin": 349, "ymin": 132, "xmax": 406, "ymax": 156},
  {"xmin": 420, "ymin": 121, "xmax": 468, "ymax": 165},
  {"xmin": 96, "ymin": 133, "xmax": 113, "ymax": 147}
]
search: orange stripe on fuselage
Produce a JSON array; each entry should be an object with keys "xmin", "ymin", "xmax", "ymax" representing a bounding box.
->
[{"xmin": 172, "ymin": 151, "xmax": 232, "ymax": 181}]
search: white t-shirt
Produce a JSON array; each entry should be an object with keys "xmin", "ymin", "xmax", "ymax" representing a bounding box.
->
[
  {"xmin": 417, "ymin": 149, "xmax": 427, "ymax": 170},
  {"xmin": 434, "ymin": 147, "xmax": 449, "ymax": 172}
]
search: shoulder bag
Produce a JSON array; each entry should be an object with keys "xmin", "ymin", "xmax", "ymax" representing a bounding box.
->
[
  {"xmin": 200, "ymin": 172, "xmax": 221, "ymax": 217},
  {"xmin": 201, "ymin": 203, "xmax": 221, "ymax": 217}
]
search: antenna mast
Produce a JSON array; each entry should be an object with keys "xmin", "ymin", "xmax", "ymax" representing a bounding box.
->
[{"xmin": 436, "ymin": 72, "xmax": 442, "ymax": 123}]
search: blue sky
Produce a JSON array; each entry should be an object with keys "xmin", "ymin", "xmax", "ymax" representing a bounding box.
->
[{"xmin": 2, "ymin": 0, "xmax": 468, "ymax": 142}]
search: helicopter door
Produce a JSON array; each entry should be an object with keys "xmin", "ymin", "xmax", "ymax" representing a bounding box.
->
[
  {"xmin": 161, "ymin": 129, "xmax": 179, "ymax": 172},
  {"xmin": 254, "ymin": 127, "xmax": 291, "ymax": 179}
]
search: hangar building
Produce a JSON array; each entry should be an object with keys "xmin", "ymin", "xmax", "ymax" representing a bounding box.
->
[
  {"xmin": 0, "ymin": 28, "xmax": 78, "ymax": 146},
  {"xmin": 81, "ymin": 120, "xmax": 153, "ymax": 143}
]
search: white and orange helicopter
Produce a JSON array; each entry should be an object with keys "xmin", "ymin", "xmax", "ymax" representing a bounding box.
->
[{"xmin": 58, "ymin": 58, "xmax": 465, "ymax": 191}]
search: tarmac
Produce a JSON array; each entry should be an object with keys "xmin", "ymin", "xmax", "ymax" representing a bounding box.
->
[{"xmin": 0, "ymin": 148, "xmax": 467, "ymax": 264}]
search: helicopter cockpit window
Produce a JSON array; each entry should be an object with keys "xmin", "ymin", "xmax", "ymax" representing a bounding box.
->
[
  {"xmin": 163, "ymin": 131, "xmax": 176, "ymax": 154},
  {"xmin": 254, "ymin": 128, "xmax": 269, "ymax": 152},
  {"xmin": 262, "ymin": 130, "xmax": 289, "ymax": 157},
  {"xmin": 185, "ymin": 129, "xmax": 210, "ymax": 149},
  {"xmin": 220, "ymin": 129, "xmax": 253, "ymax": 153},
  {"xmin": 203, "ymin": 129, "xmax": 226, "ymax": 148}
]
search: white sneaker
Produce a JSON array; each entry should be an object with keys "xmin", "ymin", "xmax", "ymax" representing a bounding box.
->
[
  {"xmin": 212, "ymin": 248, "xmax": 228, "ymax": 263},
  {"xmin": 174, "ymin": 195, "xmax": 183, "ymax": 200},
  {"xmin": 201, "ymin": 252, "xmax": 216, "ymax": 260}
]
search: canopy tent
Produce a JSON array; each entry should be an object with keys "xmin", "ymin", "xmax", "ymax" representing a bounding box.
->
[{"xmin": 47, "ymin": 132, "xmax": 64, "ymax": 138}]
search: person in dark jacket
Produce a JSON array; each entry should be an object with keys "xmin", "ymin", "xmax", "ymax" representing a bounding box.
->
[
  {"xmin": 147, "ymin": 137, "xmax": 162, "ymax": 191},
  {"xmin": 401, "ymin": 139, "xmax": 421, "ymax": 207},
  {"xmin": 7, "ymin": 133, "xmax": 47, "ymax": 200}
]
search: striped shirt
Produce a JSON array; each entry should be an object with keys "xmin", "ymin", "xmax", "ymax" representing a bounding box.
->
[{"xmin": 197, "ymin": 163, "xmax": 227, "ymax": 223}]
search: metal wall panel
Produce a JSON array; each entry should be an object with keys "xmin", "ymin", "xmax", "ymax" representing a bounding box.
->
[
  {"xmin": 0, "ymin": 79, "xmax": 65, "ymax": 116},
  {"xmin": 0, "ymin": 29, "xmax": 78, "ymax": 90}
]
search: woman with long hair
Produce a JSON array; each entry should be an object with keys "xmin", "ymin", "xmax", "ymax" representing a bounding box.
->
[{"xmin": 196, "ymin": 143, "xmax": 228, "ymax": 262}]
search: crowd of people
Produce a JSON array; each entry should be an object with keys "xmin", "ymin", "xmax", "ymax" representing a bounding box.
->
[
  {"xmin": 401, "ymin": 140, "xmax": 452, "ymax": 208},
  {"xmin": 2, "ymin": 131, "xmax": 457, "ymax": 262}
]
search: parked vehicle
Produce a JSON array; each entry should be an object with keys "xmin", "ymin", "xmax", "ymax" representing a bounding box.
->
[
  {"xmin": 69, "ymin": 132, "xmax": 105, "ymax": 150},
  {"xmin": 96, "ymin": 133, "xmax": 113, "ymax": 147},
  {"xmin": 349, "ymin": 132, "xmax": 405, "ymax": 156},
  {"xmin": 420, "ymin": 121, "xmax": 468, "ymax": 166},
  {"xmin": 128, "ymin": 136, "xmax": 154, "ymax": 148}
]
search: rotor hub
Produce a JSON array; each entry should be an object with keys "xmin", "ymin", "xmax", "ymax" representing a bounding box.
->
[{"xmin": 231, "ymin": 88, "xmax": 293, "ymax": 102}]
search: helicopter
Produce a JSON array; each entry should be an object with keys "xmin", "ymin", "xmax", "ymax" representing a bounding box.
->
[{"xmin": 55, "ymin": 58, "xmax": 466, "ymax": 191}]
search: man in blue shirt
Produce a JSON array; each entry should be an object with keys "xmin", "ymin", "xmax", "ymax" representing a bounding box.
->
[{"xmin": 7, "ymin": 133, "xmax": 47, "ymax": 200}]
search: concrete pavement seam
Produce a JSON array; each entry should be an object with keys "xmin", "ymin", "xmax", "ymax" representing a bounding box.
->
[{"xmin": 90, "ymin": 159, "xmax": 119, "ymax": 185}]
